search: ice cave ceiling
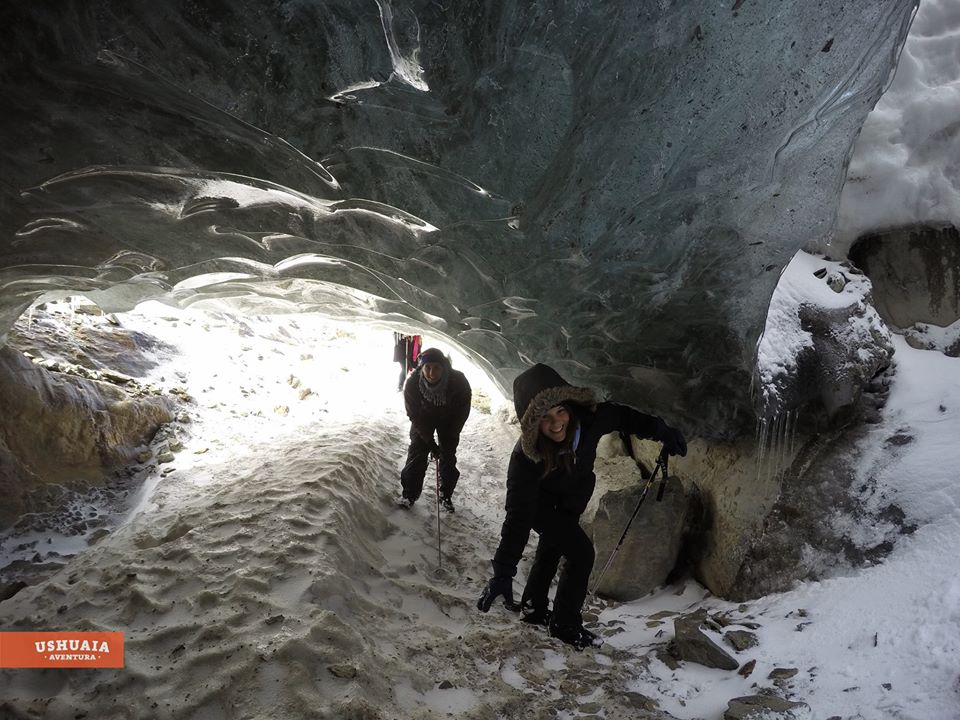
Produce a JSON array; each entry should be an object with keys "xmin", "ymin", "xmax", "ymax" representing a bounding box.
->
[{"xmin": 0, "ymin": 0, "xmax": 918, "ymax": 439}]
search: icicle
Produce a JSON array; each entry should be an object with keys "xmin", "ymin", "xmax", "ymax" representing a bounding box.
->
[{"xmin": 756, "ymin": 415, "xmax": 770, "ymax": 486}]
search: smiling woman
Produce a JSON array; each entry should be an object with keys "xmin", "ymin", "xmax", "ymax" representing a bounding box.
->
[
  {"xmin": 477, "ymin": 362, "xmax": 686, "ymax": 650},
  {"xmin": 539, "ymin": 404, "xmax": 570, "ymax": 443}
]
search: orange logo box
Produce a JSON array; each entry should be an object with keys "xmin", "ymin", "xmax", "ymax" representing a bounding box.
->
[{"xmin": 0, "ymin": 632, "xmax": 124, "ymax": 668}]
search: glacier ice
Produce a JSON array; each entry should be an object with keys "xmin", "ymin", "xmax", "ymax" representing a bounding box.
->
[{"xmin": 0, "ymin": 0, "xmax": 918, "ymax": 438}]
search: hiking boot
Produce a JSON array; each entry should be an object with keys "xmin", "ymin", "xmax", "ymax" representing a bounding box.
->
[
  {"xmin": 548, "ymin": 619, "xmax": 602, "ymax": 650},
  {"xmin": 519, "ymin": 602, "xmax": 552, "ymax": 627},
  {"xmin": 397, "ymin": 496, "xmax": 415, "ymax": 509},
  {"xmin": 440, "ymin": 496, "xmax": 455, "ymax": 513}
]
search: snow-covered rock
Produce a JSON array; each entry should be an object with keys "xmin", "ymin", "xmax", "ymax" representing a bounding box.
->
[{"xmin": 756, "ymin": 251, "xmax": 894, "ymax": 424}]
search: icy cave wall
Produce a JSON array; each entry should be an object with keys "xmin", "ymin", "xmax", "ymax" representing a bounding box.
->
[{"xmin": 0, "ymin": 0, "xmax": 918, "ymax": 439}]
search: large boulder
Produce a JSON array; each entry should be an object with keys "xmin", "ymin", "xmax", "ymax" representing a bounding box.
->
[
  {"xmin": 0, "ymin": 345, "xmax": 174, "ymax": 530},
  {"xmin": 849, "ymin": 225, "xmax": 960, "ymax": 330},
  {"xmin": 583, "ymin": 442, "xmax": 690, "ymax": 600},
  {"xmin": 631, "ymin": 435, "xmax": 786, "ymax": 599}
]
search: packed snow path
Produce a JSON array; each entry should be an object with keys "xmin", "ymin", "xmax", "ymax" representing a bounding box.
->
[{"xmin": 0, "ymin": 310, "xmax": 669, "ymax": 719}]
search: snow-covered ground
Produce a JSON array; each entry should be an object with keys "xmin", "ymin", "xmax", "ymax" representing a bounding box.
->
[{"xmin": 1, "ymin": 286, "xmax": 957, "ymax": 719}]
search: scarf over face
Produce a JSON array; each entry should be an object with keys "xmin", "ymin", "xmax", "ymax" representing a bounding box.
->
[
  {"xmin": 417, "ymin": 347, "xmax": 451, "ymax": 406},
  {"xmin": 419, "ymin": 368, "xmax": 449, "ymax": 406}
]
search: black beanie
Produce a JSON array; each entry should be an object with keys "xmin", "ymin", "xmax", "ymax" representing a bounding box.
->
[{"xmin": 417, "ymin": 348, "xmax": 448, "ymax": 368}]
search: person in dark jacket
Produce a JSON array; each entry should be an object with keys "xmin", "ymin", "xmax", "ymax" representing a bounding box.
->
[
  {"xmin": 476, "ymin": 363, "xmax": 686, "ymax": 649},
  {"xmin": 393, "ymin": 333, "xmax": 422, "ymax": 391},
  {"xmin": 398, "ymin": 348, "xmax": 472, "ymax": 512}
]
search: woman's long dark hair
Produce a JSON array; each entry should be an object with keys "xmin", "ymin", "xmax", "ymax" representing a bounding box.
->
[{"xmin": 536, "ymin": 404, "xmax": 580, "ymax": 478}]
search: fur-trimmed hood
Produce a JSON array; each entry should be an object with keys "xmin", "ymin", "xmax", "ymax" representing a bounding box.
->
[{"xmin": 513, "ymin": 363, "xmax": 596, "ymax": 462}]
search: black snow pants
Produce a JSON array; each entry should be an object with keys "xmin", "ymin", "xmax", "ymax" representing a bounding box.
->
[
  {"xmin": 400, "ymin": 424, "xmax": 461, "ymax": 501},
  {"xmin": 520, "ymin": 510, "xmax": 595, "ymax": 627}
]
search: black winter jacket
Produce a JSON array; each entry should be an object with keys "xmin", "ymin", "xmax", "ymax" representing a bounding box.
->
[
  {"xmin": 492, "ymin": 401, "xmax": 665, "ymax": 577},
  {"xmin": 403, "ymin": 367, "xmax": 471, "ymax": 442}
]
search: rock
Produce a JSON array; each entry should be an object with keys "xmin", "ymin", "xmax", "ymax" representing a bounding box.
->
[
  {"xmin": 167, "ymin": 437, "xmax": 183, "ymax": 452},
  {"xmin": 73, "ymin": 302, "xmax": 103, "ymax": 316},
  {"xmin": 793, "ymin": 300, "xmax": 893, "ymax": 419},
  {"xmin": 725, "ymin": 366, "xmax": 916, "ymax": 600},
  {"xmin": 137, "ymin": 450, "xmax": 152, "ymax": 463},
  {"xmin": 0, "ymin": 580, "xmax": 28, "ymax": 602},
  {"xmin": 273, "ymin": 405, "xmax": 290, "ymax": 416},
  {"xmin": 826, "ymin": 272, "xmax": 848, "ymax": 292},
  {"xmin": 0, "ymin": 346, "xmax": 174, "ymax": 531},
  {"xmin": 622, "ymin": 691, "xmax": 658, "ymax": 711},
  {"xmin": 583, "ymin": 455, "xmax": 690, "ymax": 600},
  {"xmin": 157, "ymin": 451, "xmax": 175, "ymax": 464},
  {"xmin": 850, "ymin": 225, "xmax": 960, "ymax": 331},
  {"xmin": 903, "ymin": 319, "xmax": 960, "ymax": 357},
  {"xmin": 327, "ymin": 664, "xmax": 358, "ymax": 679},
  {"xmin": 673, "ymin": 611, "xmax": 739, "ymax": 670},
  {"xmin": 655, "ymin": 647, "xmax": 681, "ymax": 671},
  {"xmin": 768, "ymin": 667, "xmax": 799, "ymax": 679},
  {"xmin": 724, "ymin": 694, "xmax": 811, "ymax": 719},
  {"xmin": 737, "ymin": 659, "xmax": 756, "ymax": 677},
  {"xmin": 86, "ymin": 529, "xmax": 110, "ymax": 545},
  {"xmin": 725, "ymin": 629, "xmax": 758, "ymax": 651}
]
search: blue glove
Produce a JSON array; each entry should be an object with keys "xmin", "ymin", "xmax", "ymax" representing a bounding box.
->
[
  {"xmin": 659, "ymin": 425, "xmax": 687, "ymax": 457},
  {"xmin": 477, "ymin": 576, "xmax": 518, "ymax": 612}
]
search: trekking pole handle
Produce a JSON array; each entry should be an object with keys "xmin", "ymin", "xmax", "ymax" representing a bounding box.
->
[{"xmin": 655, "ymin": 451, "xmax": 669, "ymax": 502}]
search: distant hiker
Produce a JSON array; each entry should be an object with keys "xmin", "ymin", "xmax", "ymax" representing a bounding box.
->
[
  {"xmin": 398, "ymin": 348, "xmax": 471, "ymax": 512},
  {"xmin": 393, "ymin": 333, "xmax": 422, "ymax": 391},
  {"xmin": 476, "ymin": 363, "xmax": 687, "ymax": 650}
]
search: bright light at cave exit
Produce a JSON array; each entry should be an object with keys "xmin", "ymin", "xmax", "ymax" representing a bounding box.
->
[{"xmin": 121, "ymin": 299, "xmax": 506, "ymax": 430}]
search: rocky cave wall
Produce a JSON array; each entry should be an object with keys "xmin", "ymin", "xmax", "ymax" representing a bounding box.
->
[{"xmin": 0, "ymin": 341, "xmax": 175, "ymax": 531}]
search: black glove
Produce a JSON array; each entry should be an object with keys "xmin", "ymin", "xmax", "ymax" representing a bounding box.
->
[
  {"xmin": 418, "ymin": 432, "xmax": 440, "ymax": 460},
  {"xmin": 659, "ymin": 425, "xmax": 687, "ymax": 457},
  {"xmin": 477, "ymin": 576, "xmax": 519, "ymax": 612}
]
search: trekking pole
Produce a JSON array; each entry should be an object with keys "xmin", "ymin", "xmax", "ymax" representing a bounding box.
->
[
  {"xmin": 435, "ymin": 457, "xmax": 442, "ymax": 570},
  {"xmin": 655, "ymin": 453, "xmax": 669, "ymax": 501},
  {"xmin": 590, "ymin": 448, "xmax": 669, "ymax": 596}
]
